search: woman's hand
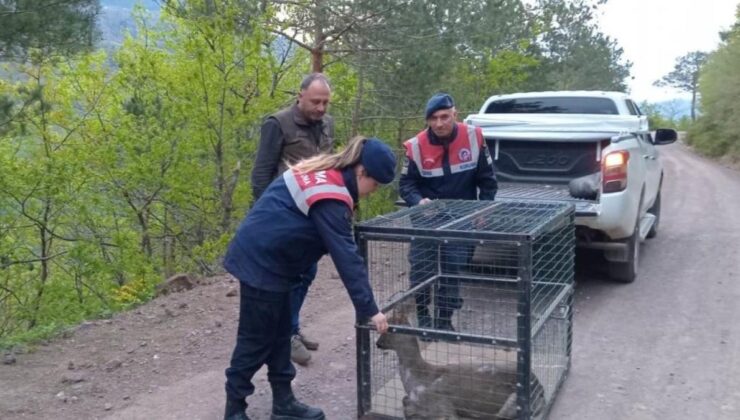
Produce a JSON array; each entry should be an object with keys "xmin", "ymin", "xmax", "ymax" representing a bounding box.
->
[{"xmin": 371, "ymin": 312, "xmax": 388, "ymax": 334}]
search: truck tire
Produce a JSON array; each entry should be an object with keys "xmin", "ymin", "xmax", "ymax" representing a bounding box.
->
[
  {"xmin": 609, "ymin": 225, "xmax": 639, "ymax": 283},
  {"xmin": 609, "ymin": 194, "xmax": 643, "ymax": 283},
  {"xmin": 646, "ymin": 190, "xmax": 661, "ymax": 239}
]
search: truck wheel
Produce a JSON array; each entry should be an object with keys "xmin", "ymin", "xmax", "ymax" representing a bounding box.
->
[
  {"xmin": 646, "ymin": 190, "xmax": 661, "ymax": 239},
  {"xmin": 609, "ymin": 194, "xmax": 643, "ymax": 283},
  {"xmin": 609, "ymin": 226, "xmax": 639, "ymax": 283}
]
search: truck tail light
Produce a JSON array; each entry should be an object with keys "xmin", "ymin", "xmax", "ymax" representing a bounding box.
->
[{"xmin": 603, "ymin": 150, "xmax": 629, "ymax": 193}]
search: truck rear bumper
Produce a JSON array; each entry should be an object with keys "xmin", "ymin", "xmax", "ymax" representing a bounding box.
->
[{"xmin": 496, "ymin": 182, "xmax": 635, "ymax": 242}]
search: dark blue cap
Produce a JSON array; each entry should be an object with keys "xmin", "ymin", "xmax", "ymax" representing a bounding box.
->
[
  {"xmin": 425, "ymin": 93, "xmax": 455, "ymax": 119},
  {"xmin": 361, "ymin": 138, "xmax": 397, "ymax": 184}
]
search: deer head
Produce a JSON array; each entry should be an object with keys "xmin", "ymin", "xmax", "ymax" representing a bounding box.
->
[{"xmin": 376, "ymin": 311, "xmax": 421, "ymax": 355}]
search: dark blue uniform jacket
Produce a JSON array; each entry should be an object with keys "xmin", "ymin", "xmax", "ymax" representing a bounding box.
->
[
  {"xmin": 224, "ymin": 168, "xmax": 379, "ymax": 320},
  {"xmin": 399, "ymin": 124, "xmax": 498, "ymax": 205}
]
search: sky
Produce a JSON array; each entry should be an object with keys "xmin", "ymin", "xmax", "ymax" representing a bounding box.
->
[{"xmin": 596, "ymin": 0, "xmax": 739, "ymax": 103}]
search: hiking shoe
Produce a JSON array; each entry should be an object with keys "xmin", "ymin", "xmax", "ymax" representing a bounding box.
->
[
  {"xmin": 298, "ymin": 331, "xmax": 319, "ymax": 351},
  {"xmin": 225, "ymin": 412, "xmax": 251, "ymax": 420},
  {"xmin": 291, "ymin": 335, "xmax": 311, "ymax": 366},
  {"xmin": 416, "ymin": 307, "xmax": 433, "ymax": 329},
  {"xmin": 435, "ymin": 319, "xmax": 455, "ymax": 332},
  {"xmin": 224, "ymin": 397, "xmax": 250, "ymax": 420},
  {"xmin": 271, "ymin": 395, "xmax": 325, "ymax": 420}
]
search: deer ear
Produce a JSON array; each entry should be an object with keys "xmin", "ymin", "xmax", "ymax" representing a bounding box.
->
[
  {"xmin": 396, "ymin": 299, "xmax": 416, "ymax": 318},
  {"xmin": 387, "ymin": 309, "xmax": 410, "ymax": 326}
]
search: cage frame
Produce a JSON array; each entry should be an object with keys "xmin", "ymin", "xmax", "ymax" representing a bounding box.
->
[{"xmin": 355, "ymin": 199, "xmax": 574, "ymax": 420}]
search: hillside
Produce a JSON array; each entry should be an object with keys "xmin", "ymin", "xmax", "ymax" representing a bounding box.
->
[
  {"xmin": 0, "ymin": 258, "xmax": 362, "ymax": 419},
  {"xmin": 99, "ymin": 0, "xmax": 160, "ymax": 48}
]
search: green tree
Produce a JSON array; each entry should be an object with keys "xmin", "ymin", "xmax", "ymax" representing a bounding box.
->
[
  {"xmin": 654, "ymin": 51, "xmax": 708, "ymax": 121},
  {"xmin": 0, "ymin": 0, "xmax": 100, "ymax": 60},
  {"xmin": 0, "ymin": 2, "xmax": 304, "ymax": 344},
  {"xmin": 639, "ymin": 101, "xmax": 673, "ymax": 130},
  {"xmin": 0, "ymin": 52, "xmax": 121, "ymax": 337},
  {"xmin": 352, "ymin": 0, "xmax": 535, "ymax": 144},
  {"xmin": 689, "ymin": 8, "xmax": 740, "ymax": 158},
  {"xmin": 531, "ymin": 0, "xmax": 631, "ymax": 91},
  {"xmin": 261, "ymin": 0, "xmax": 409, "ymax": 73}
]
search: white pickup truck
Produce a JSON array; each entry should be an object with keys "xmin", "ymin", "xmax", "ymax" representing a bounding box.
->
[{"xmin": 465, "ymin": 91, "xmax": 677, "ymax": 282}]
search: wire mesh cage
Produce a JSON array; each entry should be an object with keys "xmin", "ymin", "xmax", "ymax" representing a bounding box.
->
[{"xmin": 355, "ymin": 200, "xmax": 575, "ymax": 420}]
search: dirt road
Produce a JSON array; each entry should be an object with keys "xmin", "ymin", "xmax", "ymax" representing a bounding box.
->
[
  {"xmin": 1, "ymin": 141, "xmax": 739, "ymax": 420},
  {"xmin": 548, "ymin": 142, "xmax": 740, "ymax": 420}
]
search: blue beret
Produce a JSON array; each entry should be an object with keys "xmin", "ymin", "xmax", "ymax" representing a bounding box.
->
[
  {"xmin": 425, "ymin": 93, "xmax": 455, "ymax": 120},
  {"xmin": 361, "ymin": 138, "xmax": 397, "ymax": 184}
]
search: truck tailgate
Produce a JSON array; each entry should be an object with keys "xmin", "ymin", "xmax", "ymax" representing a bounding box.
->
[{"xmin": 496, "ymin": 182, "xmax": 599, "ymax": 216}]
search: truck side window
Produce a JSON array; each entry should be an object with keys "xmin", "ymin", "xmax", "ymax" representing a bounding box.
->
[{"xmin": 625, "ymin": 100, "xmax": 638, "ymax": 116}]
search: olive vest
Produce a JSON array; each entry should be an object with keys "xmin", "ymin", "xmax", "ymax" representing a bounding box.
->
[{"xmin": 271, "ymin": 105, "xmax": 334, "ymax": 173}]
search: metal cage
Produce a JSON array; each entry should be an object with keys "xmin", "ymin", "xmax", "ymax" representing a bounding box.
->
[{"xmin": 355, "ymin": 200, "xmax": 575, "ymax": 420}]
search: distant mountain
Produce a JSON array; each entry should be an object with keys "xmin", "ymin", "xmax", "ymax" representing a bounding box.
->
[
  {"xmin": 98, "ymin": 0, "xmax": 161, "ymax": 49},
  {"xmin": 101, "ymin": 0, "xmax": 159, "ymax": 9},
  {"xmin": 652, "ymin": 98, "xmax": 693, "ymax": 120}
]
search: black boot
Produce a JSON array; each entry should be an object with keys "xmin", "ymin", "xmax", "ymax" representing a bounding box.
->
[
  {"xmin": 416, "ymin": 306, "xmax": 435, "ymax": 342},
  {"xmin": 271, "ymin": 382, "xmax": 325, "ymax": 420},
  {"xmin": 416, "ymin": 306, "xmax": 432, "ymax": 329},
  {"xmin": 435, "ymin": 309, "xmax": 455, "ymax": 331},
  {"xmin": 224, "ymin": 397, "xmax": 250, "ymax": 420}
]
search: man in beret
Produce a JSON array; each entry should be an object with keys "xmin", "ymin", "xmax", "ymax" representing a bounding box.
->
[{"xmin": 399, "ymin": 93, "xmax": 498, "ymax": 331}]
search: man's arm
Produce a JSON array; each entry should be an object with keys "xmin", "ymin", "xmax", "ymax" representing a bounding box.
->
[
  {"xmin": 251, "ymin": 118, "xmax": 284, "ymax": 201},
  {"xmin": 476, "ymin": 133, "xmax": 498, "ymax": 201},
  {"xmin": 399, "ymin": 150, "xmax": 425, "ymax": 206},
  {"xmin": 309, "ymin": 200, "xmax": 380, "ymax": 321}
]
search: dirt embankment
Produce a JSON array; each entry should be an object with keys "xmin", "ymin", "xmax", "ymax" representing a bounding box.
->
[{"xmin": 0, "ymin": 258, "xmax": 360, "ymax": 420}]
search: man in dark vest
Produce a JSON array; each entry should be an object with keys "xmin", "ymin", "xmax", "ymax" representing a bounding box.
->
[{"xmin": 250, "ymin": 73, "xmax": 334, "ymax": 365}]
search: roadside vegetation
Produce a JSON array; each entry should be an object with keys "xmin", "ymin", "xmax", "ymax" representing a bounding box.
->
[
  {"xmin": 687, "ymin": 7, "xmax": 740, "ymax": 160},
  {"xmin": 0, "ymin": 0, "xmax": 735, "ymax": 348},
  {"xmin": 648, "ymin": 6, "xmax": 740, "ymax": 161}
]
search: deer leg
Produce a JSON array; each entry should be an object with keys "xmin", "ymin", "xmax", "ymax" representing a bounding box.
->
[
  {"xmin": 404, "ymin": 394, "xmax": 460, "ymax": 420},
  {"xmin": 496, "ymin": 392, "xmax": 518, "ymax": 419},
  {"xmin": 437, "ymin": 397, "xmax": 460, "ymax": 420},
  {"xmin": 402, "ymin": 395, "xmax": 424, "ymax": 420}
]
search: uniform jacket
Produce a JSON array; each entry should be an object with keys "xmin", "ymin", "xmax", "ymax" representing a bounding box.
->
[
  {"xmin": 224, "ymin": 167, "xmax": 379, "ymax": 320},
  {"xmin": 399, "ymin": 122, "xmax": 498, "ymax": 205},
  {"xmin": 251, "ymin": 104, "xmax": 335, "ymax": 200}
]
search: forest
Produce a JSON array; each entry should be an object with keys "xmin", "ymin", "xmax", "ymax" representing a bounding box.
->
[{"xmin": 0, "ymin": 0, "xmax": 736, "ymax": 347}]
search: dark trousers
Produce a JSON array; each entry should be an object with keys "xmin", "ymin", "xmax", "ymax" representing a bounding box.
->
[
  {"xmin": 225, "ymin": 282, "xmax": 296, "ymax": 401},
  {"xmin": 290, "ymin": 263, "xmax": 318, "ymax": 335},
  {"xmin": 409, "ymin": 241, "xmax": 468, "ymax": 315}
]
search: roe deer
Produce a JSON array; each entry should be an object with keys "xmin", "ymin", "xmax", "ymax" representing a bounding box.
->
[{"xmin": 376, "ymin": 315, "xmax": 545, "ymax": 419}]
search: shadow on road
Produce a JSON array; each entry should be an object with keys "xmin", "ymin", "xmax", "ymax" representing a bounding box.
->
[{"xmin": 574, "ymin": 249, "xmax": 611, "ymax": 284}]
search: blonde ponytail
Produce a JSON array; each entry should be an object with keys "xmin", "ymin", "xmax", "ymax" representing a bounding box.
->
[{"xmin": 290, "ymin": 135, "xmax": 367, "ymax": 173}]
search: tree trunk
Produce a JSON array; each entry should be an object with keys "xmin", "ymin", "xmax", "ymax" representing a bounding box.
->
[
  {"xmin": 136, "ymin": 209, "xmax": 152, "ymax": 258},
  {"xmin": 397, "ymin": 119, "xmax": 406, "ymax": 147},
  {"xmin": 29, "ymin": 203, "xmax": 51, "ymax": 330},
  {"xmin": 163, "ymin": 206, "xmax": 173, "ymax": 278},
  {"xmin": 311, "ymin": 0, "xmax": 326, "ymax": 73},
  {"xmin": 311, "ymin": 48, "xmax": 323, "ymax": 73},
  {"xmin": 351, "ymin": 65, "xmax": 365, "ymax": 137}
]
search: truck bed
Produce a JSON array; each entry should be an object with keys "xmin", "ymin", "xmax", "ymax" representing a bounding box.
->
[{"xmin": 496, "ymin": 182, "xmax": 599, "ymax": 217}]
